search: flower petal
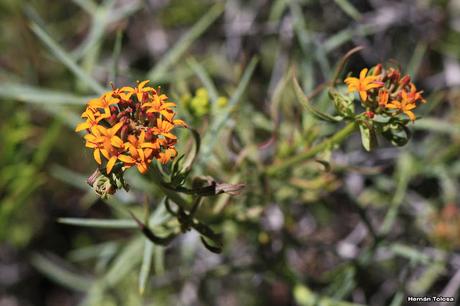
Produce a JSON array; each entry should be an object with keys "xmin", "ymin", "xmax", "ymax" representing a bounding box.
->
[
  {"xmin": 94, "ymin": 149, "xmax": 102, "ymax": 164},
  {"xmin": 106, "ymin": 156, "xmax": 117, "ymax": 174},
  {"xmin": 359, "ymin": 68, "xmax": 368, "ymax": 80},
  {"xmin": 75, "ymin": 121, "xmax": 90, "ymax": 132},
  {"xmin": 118, "ymin": 154, "xmax": 136, "ymax": 164},
  {"xmin": 111, "ymin": 136, "xmax": 124, "ymax": 148}
]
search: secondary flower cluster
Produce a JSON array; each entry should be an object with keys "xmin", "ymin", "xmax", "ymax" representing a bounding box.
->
[
  {"xmin": 75, "ymin": 80, "xmax": 187, "ymax": 175},
  {"xmin": 345, "ymin": 64, "xmax": 426, "ymax": 121}
]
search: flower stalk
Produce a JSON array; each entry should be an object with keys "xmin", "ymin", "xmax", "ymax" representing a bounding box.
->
[{"xmin": 266, "ymin": 121, "xmax": 358, "ymax": 176}]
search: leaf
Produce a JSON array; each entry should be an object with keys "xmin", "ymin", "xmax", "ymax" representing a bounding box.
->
[
  {"xmin": 200, "ymin": 235, "xmax": 222, "ymax": 254},
  {"xmin": 382, "ymin": 121, "xmax": 411, "ymax": 147},
  {"xmin": 413, "ymin": 118, "xmax": 460, "ymax": 135},
  {"xmin": 334, "ymin": 0, "xmax": 362, "ymax": 21},
  {"xmin": 110, "ymin": 29, "xmax": 123, "ymax": 83},
  {"xmin": 0, "ymin": 83, "xmax": 90, "ymax": 105},
  {"xmin": 138, "ymin": 240, "xmax": 154, "ymax": 295},
  {"xmin": 323, "ymin": 24, "xmax": 378, "ymax": 53},
  {"xmin": 187, "ymin": 57, "xmax": 219, "ymax": 103},
  {"xmin": 29, "ymin": 21, "xmax": 105, "ymax": 94},
  {"xmin": 358, "ymin": 120, "xmax": 377, "ymax": 151},
  {"xmin": 31, "ymin": 254, "xmax": 93, "ymax": 291},
  {"xmin": 68, "ymin": 241, "xmax": 119, "ymax": 262},
  {"xmin": 182, "ymin": 128, "xmax": 201, "ymax": 172},
  {"xmin": 389, "ymin": 244, "xmax": 432, "ymax": 265},
  {"xmin": 292, "ymin": 76, "xmax": 342, "ymax": 123},
  {"xmin": 147, "ymin": 3, "xmax": 224, "ymax": 81},
  {"xmin": 199, "ymin": 57, "xmax": 258, "ymax": 162},
  {"xmin": 103, "ymin": 238, "xmax": 143, "ymax": 286},
  {"xmin": 58, "ymin": 218, "xmax": 137, "ymax": 228},
  {"xmin": 329, "ymin": 89, "xmax": 355, "ymax": 118},
  {"xmin": 407, "ymin": 42, "xmax": 427, "ymax": 81},
  {"xmin": 129, "ymin": 211, "xmax": 177, "ymax": 245}
]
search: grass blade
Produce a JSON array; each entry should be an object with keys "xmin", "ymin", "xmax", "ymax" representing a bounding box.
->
[
  {"xmin": 147, "ymin": 3, "xmax": 224, "ymax": 81},
  {"xmin": 334, "ymin": 0, "xmax": 362, "ymax": 21},
  {"xmin": 58, "ymin": 218, "xmax": 138, "ymax": 228},
  {"xmin": 138, "ymin": 240, "xmax": 154, "ymax": 295},
  {"xmin": 199, "ymin": 57, "xmax": 258, "ymax": 161},
  {"xmin": 187, "ymin": 57, "xmax": 219, "ymax": 103},
  {"xmin": 0, "ymin": 83, "xmax": 90, "ymax": 105},
  {"xmin": 31, "ymin": 254, "xmax": 93, "ymax": 291},
  {"xmin": 30, "ymin": 21, "xmax": 106, "ymax": 94},
  {"xmin": 103, "ymin": 237, "xmax": 143, "ymax": 286}
]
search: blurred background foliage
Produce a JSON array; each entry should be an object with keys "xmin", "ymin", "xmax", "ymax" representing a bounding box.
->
[{"xmin": 1, "ymin": 0, "xmax": 460, "ymax": 305}]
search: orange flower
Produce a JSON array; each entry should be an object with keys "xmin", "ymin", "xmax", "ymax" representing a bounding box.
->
[
  {"xmin": 84, "ymin": 130, "xmax": 106, "ymax": 165},
  {"xmin": 75, "ymin": 108, "xmax": 108, "ymax": 132},
  {"xmin": 88, "ymin": 93, "xmax": 119, "ymax": 116},
  {"xmin": 158, "ymin": 147, "xmax": 177, "ymax": 164},
  {"xmin": 93, "ymin": 122, "xmax": 125, "ymax": 173},
  {"xmin": 345, "ymin": 68, "xmax": 383, "ymax": 101},
  {"xmin": 406, "ymin": 83, "xmax": 426, "ymax": 104},
  {"xmin": 378, "ymin": 89, "xmax": 389, "ymax": 107},
  {"xmin": 118, "ymin": 147, "xmax": 150, "ymax": 174},
  {"xmin": 153, "ymin": 118, "xmax": 177, "ymax": 139},
  {"xmin": 142, "ymin": 93, "xmax": 176, "ymax": 121},
  {"xmin": 118, "ymin": 131, "xmax": 156, "ymax": 173},
  {"xmin": 386, "ymin": 91, "xmax": 417, "ymax": 122},
  {"xmin": 121, "ymin": 80, "xmax": 155, "ymax": 103}
]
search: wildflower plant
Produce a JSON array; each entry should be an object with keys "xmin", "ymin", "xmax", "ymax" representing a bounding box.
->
[
  {"xmin": 75, "ymin": 80, "xmax": 243, "ymax": 253},
  {"xmin": 3, "ymin": 0, "xmax": 457, "ymax": 303},
  {"xmin": 266, "ymin": 49, "xmax": 427, "ymax": 176},
  {"xmin": 76, "ymin": 81, "xmax": 187, "ymax": 196}
]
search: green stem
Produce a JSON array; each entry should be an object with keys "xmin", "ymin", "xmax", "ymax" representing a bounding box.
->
[
  {"xmin": 148, "ymin": 169, "xmax": 192, "ymax": 212},
  {"xmin": 266, "ymin": 121, "xmax": 358, "ymax": 176}
]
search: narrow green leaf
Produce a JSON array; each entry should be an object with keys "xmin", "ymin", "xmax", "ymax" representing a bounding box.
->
[
  {"xmin": 68, "ymin": 241, "xmax": 119, "ymax": 262},
  {"xmin": 110, "ymin": 29, "xmax": 123, "ymax": 83},
  {"xmin": 50, "ymin": 164, "xmax": 90, "ymax": 190},
  {"xmin": 103, "ymin": 238, "xmax": 143, "ymax": 286},
  {"xmin": 30, "ymin": 21, "xmax": 105, "ymax": 94},
  {"xmin": 138, "ymin": 240, "xmax": 154, "ymax": 295},
  {"xmin": 407, "ymin": 42, "xmax": 427, "ymax": 80},
  {"xmin": 292, "ymin": 77, "xmax": 342, "ymax": 123},
  {"xmin": 380, "ymin": 153, "xmax": 414, "ymax": 234},
  {"xmin": 199, "ymin": 57, "xmax": 258, "ymax": 161},
  {"xmin": 154, "ymin": 246, "xmax": 165, "ymax": 275},
  {"xmin": 324, "ymin": 24, "xmax": 378, "ymax": 53},
  {"xmin": 187, "ymin": 57, "xmax": 219, "ymax": 103},
  {"xmin": 71, "ymin": 0, "xmax": 98, "ymax": 15},
  {"xmin": 413, "ymin": 118, "xmax": 460, "ymax": 135},
  {"xmin": 182, "ymin": 128, "xmax": 201, "ymax": 171},
  {"xmin": 148, "ymin": 3, "xmax": 224, "ymax": 80},
  {"xmin": 58, "ymin": 218, "xmax": 138, "ymax": 228},
  {"xmin": 32, "ymin": 119, "xmax": 61, "ymax": 167},
  {"xmin": 0, "ymin": 83, "xmax": 90, "ymax": 105},
  {"xmin": 31, "ymin": 254, "xmax": 93, "ymax": 291},
  {"xmin": 41, "ymin": 105, "xmax": 82, "ymax": 129},
  {"xmin": 334, "ymin": 0, "xmax": 362, "ymax": 21}
]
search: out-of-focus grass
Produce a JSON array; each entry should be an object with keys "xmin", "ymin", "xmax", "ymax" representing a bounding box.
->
[{"xmin": 1, "ymin": 0, "xmax": 460, "ymax": 306}]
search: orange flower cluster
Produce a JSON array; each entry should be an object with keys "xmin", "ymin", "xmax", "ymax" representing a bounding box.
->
[
  {"xmin": 76, "ymin": 80, "xmax": 187, "ymax": 174},
  {"xmin": 345, "ymin": 65, "xmax": 426, "ymax": 121}
]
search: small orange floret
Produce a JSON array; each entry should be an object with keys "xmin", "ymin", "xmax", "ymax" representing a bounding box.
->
[
  {"xmin": 344, "ymin": 68, "xmax": 383, "ymax": 102},
  {"xmin": 386, "ymin": 91, "xmax": 417, "ymax": 122}
]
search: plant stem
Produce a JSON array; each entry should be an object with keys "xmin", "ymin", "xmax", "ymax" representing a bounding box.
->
[
  {"xmin": 148, "ymin": 169, "xmax": 192, "ymax": 212},
  {"xmin": 266, "ymin": 121, "xmax": 358, "ymax": 176}
]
